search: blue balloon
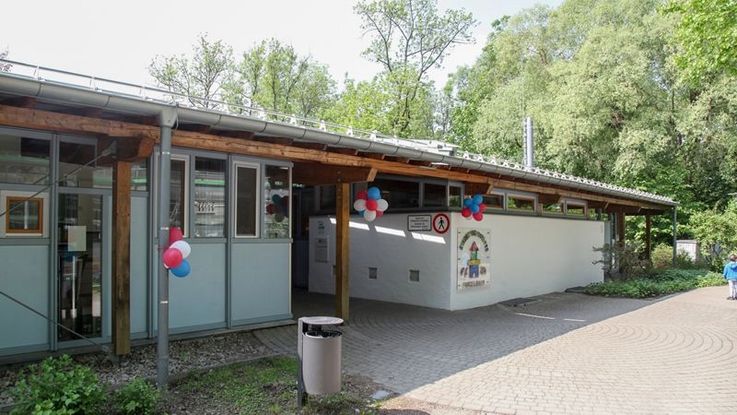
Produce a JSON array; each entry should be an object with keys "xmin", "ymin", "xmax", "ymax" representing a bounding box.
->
[
  {"xmin": 367, "ymin": 186, "xmax": 381, "ymax": 200},
  {"xmin": 171, "ymin": 259, "xmax": 191, "ymax": 278},
  {"xmin": 472, "ymin": 194, "xmax": 483, "ymax": 205},
  {"xmin": 463, "ymin": 198, "xmax": 474, "ymax": 208},
  {"xmin": 471, "ymin": 204, "xmax": 480, "ymax": 214}
]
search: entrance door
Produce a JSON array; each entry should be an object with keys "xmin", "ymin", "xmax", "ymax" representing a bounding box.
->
[{"xmin": 57, "ymin": 193, "xmax": 104, "ymax": 341}]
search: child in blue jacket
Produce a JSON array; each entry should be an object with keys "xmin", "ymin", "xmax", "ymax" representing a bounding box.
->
[{"xmin": 723, "ymin": 254, "xmax": 737, "ymax": 300}]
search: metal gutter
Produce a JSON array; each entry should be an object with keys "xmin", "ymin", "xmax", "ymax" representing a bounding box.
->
[{"xmin": 0, "ymin": 62, "xmax": 676, "ymax": 207}]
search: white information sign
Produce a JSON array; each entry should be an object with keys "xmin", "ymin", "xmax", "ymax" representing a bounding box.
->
[
  {"xmin": 407, "ymin": 214, "xmax": 432, "ymax": 231},
  {"xmin": 67, "ymin": 226, "xmax": 87, "ymax": 252}
]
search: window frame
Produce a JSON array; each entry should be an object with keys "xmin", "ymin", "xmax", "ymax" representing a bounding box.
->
[
  {"xmin": 505, "ymin": 191, "xmax": 538, "ymax": 213},
  {"xmin": 0, "ymin": 190, "xmax": 49, "ymax": 237},
  {"xmin": 564, "ymin": 199, "xmax": 587, "ymax": 217},
  {"xmin": 232, "ymin": 161, "xmax": 260, "ymax": 239},
  {"xmin": 168, "ymin": 154, "xmax": 190, "ymax": 237},
  {"xmin": 482, "ymin": 191, "xmax": 506, "ymax": 210},
  {"xmin": 262, "ymin": 164, "xmax": 292, "ymax": 239}
]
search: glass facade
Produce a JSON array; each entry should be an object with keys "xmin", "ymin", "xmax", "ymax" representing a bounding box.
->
[
  {"xmin": 263, "ymin": 165, "xmax": 290, "ymax": 239},
  {"xmin": 423, "ymin": 183, "xmax": 447, "ymax": 207},
  {"xmin": 193, "ymin": 157, "xmax": 226, "ymax": 238},
  {"xmin": 0, "ymin": 135, "xmax": 50, "ymax": 185},
  {"xmin": 59, "ymin": 141, "xmax": 112, "ymax": 188},
  {"xmin": 235, "ymin": 165, "xmax": 258, "ymax": 237}
]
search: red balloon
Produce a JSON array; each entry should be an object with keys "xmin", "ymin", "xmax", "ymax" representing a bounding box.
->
[
  {"xmin": 266, "ymin": 204, "xmax": 276, "ymax": 214},
  {"xmin": 376, "ymin": 210, "xmax": 384, "ymax": 218},
  {"xmin": 365, "ymin": 198, "xmax": 378, "ymax": 211},
  {"xmin": 461, "ymin": 207, "xmax": 472, "ymax": 218},
  {"xmin": 356, "ymin": 190, "xmax": 368, "ymax": 200},
  {"xmin": 168, "ymin": 227, "xmax": 183, "ymax": 246},
  {"xmin": 163, "ymin": 247, "xmax": 183, "ymax": 269},
  {"xmin": 478, "ymin": 203, "xmax": 487, "ymax": 212},
  {"xmin": 473, "ymin": 212, "xmax": 484, "ymax": 221}
]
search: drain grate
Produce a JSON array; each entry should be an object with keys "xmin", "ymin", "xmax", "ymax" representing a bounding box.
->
[{"xmin": 500, "ymin": 297, "xmax": 540, "ymax": 307}]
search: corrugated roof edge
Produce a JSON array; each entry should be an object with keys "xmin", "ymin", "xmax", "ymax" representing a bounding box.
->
[{"xmin": 0, "ymin": 59, "xmax": 676, "ymax": 207}]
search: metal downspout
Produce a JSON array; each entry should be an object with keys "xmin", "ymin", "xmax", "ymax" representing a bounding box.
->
[{"xmin": 157, "ymin": 108, "xmax": 177, "ymax": 390}]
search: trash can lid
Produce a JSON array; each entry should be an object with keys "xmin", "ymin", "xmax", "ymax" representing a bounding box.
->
[{"xmin": 299, "ymin": 316, "xmax": 344, "ymax": 326}]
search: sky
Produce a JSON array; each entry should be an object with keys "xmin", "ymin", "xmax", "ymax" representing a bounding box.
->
[{"xmin": 1, "ymin": 0, "xmax": 562, "ymax": 89}]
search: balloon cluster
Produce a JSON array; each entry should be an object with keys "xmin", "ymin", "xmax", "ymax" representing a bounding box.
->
[
  {"xmin": 353, "ymin": 186, "xmax": 389, "ymax": 222},
  {"xmin": 162, "ymin": 227, "xmax": 192, "ymax": 278},
  {"xmin": 266, "ymin": 194, "xmax": 289, "ymax": 223},
  {"xmin": 462, "ymin": 194, "xmax": 487, "ymax": 221}
]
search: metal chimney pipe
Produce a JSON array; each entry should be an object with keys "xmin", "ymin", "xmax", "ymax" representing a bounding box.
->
[{"xmin": 524, "ymin": 117, "xmax": 534, "ymax": 168}]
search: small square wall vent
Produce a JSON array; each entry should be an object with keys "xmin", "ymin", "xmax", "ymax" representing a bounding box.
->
[
  {"xmin": 409, "ymin": 269, "xmax": 420, "ymax": 282},
  {"xmin": 368, "ymin": 267, "xmax": 378, "ymax": 280}
]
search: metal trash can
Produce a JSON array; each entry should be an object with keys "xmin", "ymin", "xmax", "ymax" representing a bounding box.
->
[{"xmin": 297, "ymin": 316, "xmax": 344, "ymax": 398}]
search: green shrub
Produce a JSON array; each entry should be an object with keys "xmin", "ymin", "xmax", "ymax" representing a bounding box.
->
[
  {"xmin": 584, "ymin": 268, "xmax": 726, "ymax": 298},
  {"xmin": 114, "ymin": 378, "xmax": 160, "ymax": 415},
  {"xmin": 10, "ymin": 355, "xmax": 105, "ymax": 415},
  {"xmin": 593, "ymin": 243, "xmax": 651, "ymax": 280}
]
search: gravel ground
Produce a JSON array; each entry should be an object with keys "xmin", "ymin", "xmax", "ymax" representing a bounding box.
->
[{"xmin": 0, "ymin": 330, "xmax": 273, "ymax": 407}]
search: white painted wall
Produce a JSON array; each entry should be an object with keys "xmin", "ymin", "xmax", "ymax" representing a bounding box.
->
[
  {"xmin": 449, "ymin": 212, "xmax": 605, "ymax": 310},
  {"xmin": 308, "ymin": 212, "xmax": 605, "ymax": 311},
  {"xmin": 309, "ymin": 214, "xmax": 451, "ymax": 309}
]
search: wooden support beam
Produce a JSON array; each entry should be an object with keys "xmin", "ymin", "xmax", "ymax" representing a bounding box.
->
[
  {"xmin": 112, "ymin": 160, "xmax": 132, "ymax": 356},
  {"xmin": 0, "ymin": 105, "xmax": 671, "ymax": 211},
  {"xmin": 615, "ymin": 211, "xmax": 626, "ymax": 246},
  {"xmin": 335, "ymin": 182, "xmax": 350, "ymax": 322},
  {"xmin": 464, "ymin": 181, "xmax": 493, "ymax": 195},
  {"xmin": 293, "ymin": 163, "xmax": 377, "ymax": 186},
  {"xmin": 645, "ymin": 215, "xmax": 652, "ymax": 260}
]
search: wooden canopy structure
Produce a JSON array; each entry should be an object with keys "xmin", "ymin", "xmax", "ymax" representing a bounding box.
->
[{"xmin": 0, "ymin": 63, "xmax": 676, "ymax": 358}]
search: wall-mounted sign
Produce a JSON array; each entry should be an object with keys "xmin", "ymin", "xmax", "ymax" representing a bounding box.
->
[
  {"xmin": 457, "ymin": 228, "xmax": 491, "ymax": 290},
  {"xmin": 432, "ymin": 213, "xmax": 450, "ymax": 234},
  {"xmin": 67, "ymin": 225, "xmax": 87, "ymax": 252},
  {"xmin": 407, "ymin": 214, "xmax": 432, "ymax": 231}
]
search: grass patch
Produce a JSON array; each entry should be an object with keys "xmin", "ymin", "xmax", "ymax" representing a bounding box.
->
[
  {"xmin": 167, "ymin": 356, "xmax": 383, "ymax": 414},
  {"xmin": 583, "ymin": 268, "xmax": 726, "ymax": 298}
]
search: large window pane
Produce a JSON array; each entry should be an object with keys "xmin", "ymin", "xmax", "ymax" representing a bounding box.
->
[
  {"xmin": 507, "ymin": 195, "xmax": 535, "ymax": 211},
  {"xmin": 372, "ymin": 178, "xmax": 419, "ymax": 209},
  {"xmin": 169, "ymin": 159, "xmax": 187, "ymax": 234},
  {"xmin": 194, "ymin": 157, "xmax": 226, "ymax": 237},
  {"xmin": 131, "ymin": 160, "xmax": 148, "ymax": 191},
  {"xmin": 483, "ymin": 193, "xmax": 504, "ymax": 209},
  {"xmin": 449, "ymin": 185, "xmax": 462, "ymax": 208},
  {"xmin": 235, "ymin": 165, "xmax": 257, "ymax": 237},
  {"xmin": 58, "ymin": 194, "xmax": 103, "ymax": 341},
  {"xmin": 264, "ymin": 165, "xmax": 290, "ymax": 239},
  {"xmin": 59, "ymin": 141, "xmax": 112, "ymax": 188},
  {"xmin": 423, "ymin": 183, "xmax": 447, "ymax": 207},
  {"xmin": 543, "ymin": 203, "xmax": 563, "ymax": 214},
  {"xmin": 0, "ymin": 135, "xmax": 50, "ymax": 185},
  {"xmin": 566, "ymin": 203, "xmax": 586, "ymax": 217}
]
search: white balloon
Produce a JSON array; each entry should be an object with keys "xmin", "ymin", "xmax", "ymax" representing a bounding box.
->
[
  {"xmin": 376, "ymin": 198, "xmax": 389, "ymax": 212},
  {"xmin": 170, "ymin": 240, "xmax": 191, "ymax": 259},
  {"xmin": 363, "ymin": 209, "xmax": 377, "ymax": 222},
  {"xmin": 353, "ymin": 199, "xmax": 366, "ymax": 212}
]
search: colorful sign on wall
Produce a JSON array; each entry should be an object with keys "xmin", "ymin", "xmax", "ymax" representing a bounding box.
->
[{"xmin": 457, "ymin": 228, "xmax": 491, "ymax": 290}]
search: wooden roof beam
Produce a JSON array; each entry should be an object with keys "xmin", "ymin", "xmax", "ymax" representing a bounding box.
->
[{"xmin": 293, "ymin": 163, "xmax": 377, "ymax": 185}]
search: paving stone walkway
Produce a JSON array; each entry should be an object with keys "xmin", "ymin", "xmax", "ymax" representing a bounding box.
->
[{"xmin": 255, "ymin": 287, "xmax": 737, "ymax": 414}]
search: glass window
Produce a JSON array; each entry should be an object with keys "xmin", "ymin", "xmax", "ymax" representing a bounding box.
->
[
  {"xmin": 131, "ymin": 159, "xmax": 148, "ymax": 191},
  {"xmin": 264, "ymin": 165, "xmax": 290, "ymax": 239},
  {"xmin": 234, "ymin": 164, "xmax": 258, "ymax": 237},
  {"xmin": 59, "ymin": 141, "xmax": 112, "ymax": 188},
  {"xmin": 372, "ymin": 178, "xmax": 419, "ymax": 209},
  {"xmin": 318, "ymin": 185, "xmax": 336, "ymax": 211},
  {"xmin": 0, "ymin": 135, "xmax": 50, "ymax": 185},
  {"xmin": 483, "ymin": 193, "xmax": 504, "ymax": 209},
  {"xmin": 449, "ymin": 185, "xmax": 462, "ymax": 208},
  {"xmin": 58, "ymin": 193, "xmax": 103, "ymax": 341},
  {"xmin": 169, "ymin": 158, "xmax": 188, "ymax": 235},
  {"xmin": 566, "ymin": 203, "xmax": 586, "ymax": 217},
  {"xmin": 423, "ymin": 183, "xmax": 447, "ymax": 208},
  {"xmin": 6, "ymin": 196, "xmax": 43, "ymax": 234},
  {"xmin": 543, "ymin": 203, "xmax": 563, "ymax": 214},
  {"xmin": 588, "ymin": 208, "xmax": 599, "ymax": 220},
  {"xmin": 507, "ymin": 195, "xmax": 535, "ymax": 211},
  {"xmin": 193, "ymin": 157, "xmax": 226, "ymax": 237}
]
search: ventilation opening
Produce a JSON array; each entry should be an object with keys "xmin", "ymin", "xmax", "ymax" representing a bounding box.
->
[
  {"xmin": 409, "ymin": 269, "xmax": 420, "ymax": 282},
  {"xmin": 368, "ymin": 267, "xmax": 378, "ymax": 280}
]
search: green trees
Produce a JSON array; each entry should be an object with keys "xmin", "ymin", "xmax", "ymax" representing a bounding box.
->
[{"xmin": 149, "ymin": 35, "xmax": 336, "ymax": 117}]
